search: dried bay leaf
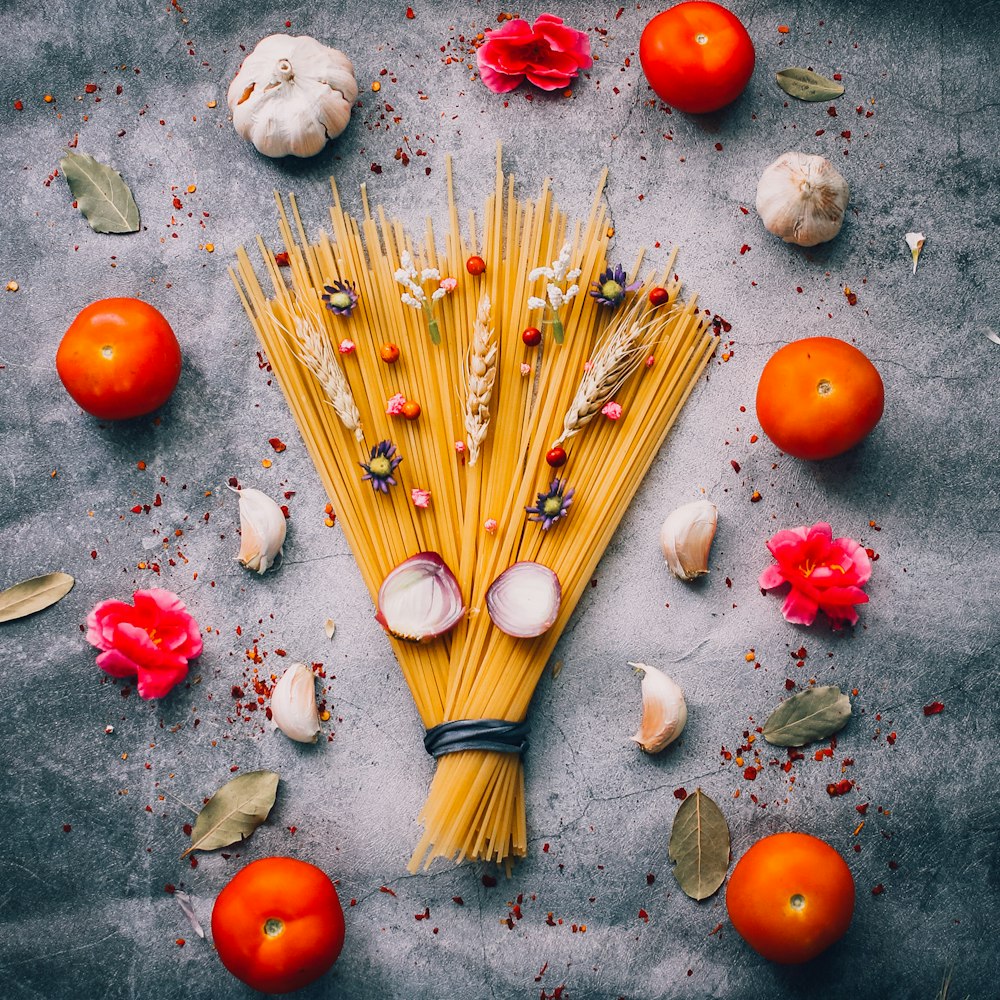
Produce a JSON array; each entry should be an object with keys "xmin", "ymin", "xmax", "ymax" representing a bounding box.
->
[
  {"xmin": 668, "ymin": 788, "xmax": 730, "ymax": 901},
  {"xmin": 763, "ymin": 685, "xmax": 852, "ymax": 747},
  {"xmin": 776, "ymin": 67, "xmax": 845, "ymax": 102},
  {"xmin": 182, "ymin": 770, "xmax": 279, "ymax": 857},
  {"xmin": 0, "ymin": 572, "xmax": 75, "ymax": 623},
  {"xmin": 60, "ymin": 151, "xmax": 140, "ymax": 234}
]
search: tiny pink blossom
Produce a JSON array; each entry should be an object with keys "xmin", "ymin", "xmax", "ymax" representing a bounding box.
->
[
  {"xmin": 602, "ymin": 401, "xmax": 623, "ymax": 420},
  {"xmin": 645, "ymin": 355, "xmax": 656, "ymax": 368},
  {"xmin": 759, "ymin": 522, "xmax": 872, "ymax": 628},
  {"xmin": 411, "ymin": 488, "xmax": 431, "ymax": 509},
  {"xmin": 86, "ymin": 588, "xmax": 203, "ymax": 699},
  {"xmin": 476, "ymin": 13, "xmax": 593, "ymax": 94},
  {"xmin": 454, "ymin": 441, "xmax": 466, "ymax": 453},
  {"xmin": 520, "ymin": 362, "xmax": 532, "ymax": 376},
  {"xmin": 439, "ymin": 276, "xmax": 458, "ymax": 293},
  {"xmin": 583, "ymin": 360, "xmax": 594, "ymax": 372},
  {"xmin": 338, "ymin": 339, "xmax": 356, "ymax": 355},
  {"xmin": 484, "ymin": 518, "xmax": 498, "ymax": 535},
  {"xmin": 386, "ymin": 392, "xmax": 406, "ymax": 416}
]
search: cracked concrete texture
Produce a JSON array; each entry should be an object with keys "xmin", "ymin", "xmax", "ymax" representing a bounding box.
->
[{"xmin": 1, "ymin": 1, "xmax": 999, "ymax": 998}]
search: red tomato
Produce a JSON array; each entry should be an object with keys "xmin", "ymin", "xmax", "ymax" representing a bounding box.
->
[
  {"xmin": 755, "ymin": 337, "xmax": 885, "ymax": 460},
  {"xmin": 211, "ymin": 857, "xmax": 345, "ymax": 995},
  {"xmin": 56, "ymin": 298, "xmax": 181, "ymax": 420},
  {"xmin": 639, "ymin": 2, "xmax": 755, "ymax": 114},
  {"xmin": 726, "ymin": 832, "xmax": 855, "ymax": 964}
]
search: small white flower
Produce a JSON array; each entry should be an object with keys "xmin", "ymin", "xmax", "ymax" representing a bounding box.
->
[
  {"xmin": 564, "ymin": 284, "xmax": 579, "ymax": 302},
  {"xmin": 431, "ymin": 287, "xmax": 447, "ymax": 301},
  {"xmin": 527, "ymin": 296, "xmax": 547, "ymax": 310},
  {"xmin": 547, "ymin": 285, "xmax": 564, "ymax": 309},
  {"xmin": 566, "ymin": 268, "xmax": 582, "ymax": 281},
  {"xmin": 529, "ymin": 265, "xmax": 553, "ymax": 281},
  {"xmin": 420, "ymin": 267, "xmax": 441, "ymax": 282},
  {"xmin": 401, "ymin": 293, "xmax": 422, "ymax": 309}
]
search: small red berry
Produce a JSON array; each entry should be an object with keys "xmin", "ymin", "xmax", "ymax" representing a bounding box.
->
[
  {"xmin": 546, "ymin": 446, "xmax": 567, "ymax": 468},
  {"xmin": 380, "ymin": 343, "xmax": 400, "ymax": 363},
  {"xmin": 522, "ymin": 327, "xmax": 541, "ymax": 347},
  {"xmin": 649, "ymin": 287, "xmax": 669, "ymax": 307},
  {"xmin": 466, "ymin": 255, "xmax": 486, "ymax": 276},
  {"xmin": 402, "ymin": 400, "xmax": 421, "ymax": 420}
]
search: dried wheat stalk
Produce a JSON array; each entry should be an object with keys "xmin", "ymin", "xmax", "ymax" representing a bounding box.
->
[
  {"xmin": 464, "ymin": 293, "xmax": 497, "ymax": 466},
  {"xmin": 552, "ymin": 314, "xmax": 661, "ymax": 448},
  {"xmin": 271, "ymin": 301, "xmax": 364, "ymax": 442}
]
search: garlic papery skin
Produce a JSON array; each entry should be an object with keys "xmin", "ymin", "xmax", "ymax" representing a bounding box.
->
[
  {"xmin": 232, "ymin": 486, "xmax": 287, "ymax": 574},
  {"xmin": 756, "ymin": 152, "xmax": 849, "ymax": 247},
  {"xmin": 270, "ymin": 663, "xmax": 321, "ymax": 743},
  {"xmin": 905, "ymin": 232, "xmax": 926, "ymax": 274},
  {"xmin": 629, "ymin": 662, "xmax": 688, "ymax": 753},
  {"xmin": 660, "ymin": 500, "xmax": 718, "ymax": 581}
]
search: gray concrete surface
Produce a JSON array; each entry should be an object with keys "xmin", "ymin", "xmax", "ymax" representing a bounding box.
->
[{"xmin": 1, "ymin": 1, "xmax": 998, "ymax": 998}]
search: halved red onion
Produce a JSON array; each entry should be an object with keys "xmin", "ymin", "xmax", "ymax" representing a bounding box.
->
[
  {"xmin": 375, "ymin": 552, "xmax": 465, "ymax": 643},
  {"xmin": 486, "ymin": 561, "xmax": 562, "ymax": 639}
]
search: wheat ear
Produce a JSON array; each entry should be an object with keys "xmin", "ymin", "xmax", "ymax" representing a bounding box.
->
[
  {"xmin": 271, "ymin": 301, "xmax": 364, "ymax": 442},
  {"xmin": 552, "ymin": 314, "xmax": 662, "ymax": 449},
  {"xmin": 464, "ymin": 293, "xmax": 497, "ymax": 466}
]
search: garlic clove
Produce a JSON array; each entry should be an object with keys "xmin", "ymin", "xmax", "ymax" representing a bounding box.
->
[
  {"xmin": 660, "ymin": 500, "xmax": 718, "ymax": 581},
  {"xmin": 270, "ymin": 662, "xmax": 321, "ymax": 743},
  {"xmin": 756, "ymin": 152, "xmax": 850, "ymax": 247},
  {"xmin": 905, "ymin": 232, "xmax": 926, "ymax": 274},
  {"xmin": 629, "ymin": 662, "xmax": 688, "ymax": 753},
  {"xmin": 232, "ymin": 486, "xmax": 287, "ymax": 574}
]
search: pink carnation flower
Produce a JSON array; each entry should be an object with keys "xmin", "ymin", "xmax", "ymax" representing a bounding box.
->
[
  {"xmin": 759, "ymin": 522, "xmax": 872, "ymax": 628},
  {"xmin": 86, "ymin": 588, "xmax": 203, "ymax": 699},
  {"xmin": 411, "ymin": 488, "xmax": 431, "ymax": 509},
  {"xmin": 477, "ymin": 13, "xmax": 592, "ymax": 94},
  {"xmin": 386, "ymin": 392, "xmax": 406, "ymax": 416},
  {"xmin": 602, "ymin": 401, "xmax": 623, "ymax": 420}
]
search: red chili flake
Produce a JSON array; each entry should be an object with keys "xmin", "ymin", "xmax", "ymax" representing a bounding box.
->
[
  {"xmin": 714, "ymin": 142, "xmax": 723, "ymax": 152},
  {"xmin": 414, "ymin": 907, "xmax": 430, "ymax": 921},
  {"xmin": 14, "ymin": 99, "xmax": 23, "ymax": 110},
  {"xmin": 743, "ymin": 766, "xmax": 758, "ymax": 781},
  {"xmin": 739, "ymin": 205, "xmax": 749, "ymax": 215},
  {"xmin": 229, "ymin": 765, "xmax": 239, "ymax": 772},
  {"xmin": 777, "ymin": 24, "xmax": 790, "ymax": 33},
  {"xmin": 841, "ymin": 130, "xmax": 852, "ymax": 140},
  {"xmin": 785, "ymin": 678, "xmax": 796, "ymax": 691},
  {"xmin": 815, "ymin": 129, "xmax": 826, "ymax": 136},
  {"xmin": 739, "ymin": 244, "xmax": 751, "ymax": 255},
  {"xmin": 62, "ymin": 823, "xmax": 72, "ymax": 833},
  {"xmin": 730, "ymin": 459, "xmax": 741, "ymax": 473},
  {"xmin": 871, "ymin": 884, "xmax": 885, "ymax": 896},
  {"xmin": 164, "ymin": 884, "xmax": 176, "ymax": 894},
  {"xmin": 182, "ymin": 823, "xmax": 193, "ymax": 836},
  {"xmin": 638, "ymin": 908, "xmax": 649, "ymax": 923},
  {"xmin": 673, "ymin": 787, "xmax": 687, "ymax": 800},
  {"xmin": 833, "ymin": 73, "xmax": 843, "ymax": 81},
  {"xmin": 370, "ymin": 163, "xmax": 383, "ymax": 174},
  {"xmin": 826, "ymin": 779, "xmax": 854, "ymax": 797},
  {"xmin": 406, "ymin": 6, "xmax": 415, "ymax": 18},
  {"xmin": 749, "ymin": 433, "xmax": 758, "ymax": 443},
  {"xmin": 646, "ymin": 872, "xmax": 655, "ymax": 885},
  {"xmin": 545, "ymin": 912, "xmax": 557, "ymax": 926},
  {"xmin": 130, "ymin": 505, "xmax": 142, "ymax": 514},
  {"xmin": 481, "ymin": 874, "xmax": 497, "ymax": 888},
  {"xmin": 172, "ymin": 196, "xmax": 183, "ymax": 210},
  {"xmin": 379, "ymin": 885, "xmax": 397, "ymax": 897},
  {"xmin": 827, "ymin": 105, "xmax": 838, "ymax": 117},
  {"xmin": 268, "ymin": 437, "xmax": 286, "ymax": 453},
  {"xmin": 542, "ymin": 842, "xmax": 550, "ymax": 852},
  {"xmin": 452, "ymin": 896, "xmax": 464, "ymax": 905},
  {"xmin": 923, "ymin": 701, "xmax": 944, "ymax": 716},
  {"xmin": 750, "ymin": 490, "xmax": 762, "ymax": 503},
  {"xmin": 887, "ymin": 731, "xmax": 897, "ymax": 745}
]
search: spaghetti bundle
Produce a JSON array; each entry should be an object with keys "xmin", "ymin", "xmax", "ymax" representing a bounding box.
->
[{"xmin": 232, "ymin": 147, "xmax": 715, "ymax": 871}]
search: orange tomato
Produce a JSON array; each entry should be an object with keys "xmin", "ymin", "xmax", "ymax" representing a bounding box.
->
[
  {"xmin": 639, "ymin": 2, "xmax": 755, "ymax": 114},
  {"xmin": 56, "ymin": 298, "xmax": 181, "ymax": 420},
  {"xmin": 211, "ymin": 857, "xmax": 345, "ymax": 995},
  {"xmin": 726, "ymin": 832, "xmax": 855, "ymax": 964},
  {"xmin": 755, "ymin": 337, "xmax": 884, "ymax": 460}
]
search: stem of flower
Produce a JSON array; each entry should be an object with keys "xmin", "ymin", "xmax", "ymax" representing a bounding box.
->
[
  {"xmin": 545, "ymin": 311, "xmax": 565, "ymax": 345},
  {"xmin": 426, "ymin": 307, "xmax": 442, "ymax": 346}
]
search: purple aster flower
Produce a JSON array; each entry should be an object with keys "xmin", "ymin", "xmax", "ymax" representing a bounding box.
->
[
  {"xmin": 360, "ymin": 440, "xmax": 402, "ymax": 493},
  {"xmin": 322, "ymin": 279, "xmax": 360, "ymax": 317},
  {"xmin": 526, "ymin": 478, "xmax": 575, "ymax": 530},
  {"xmin": 589, "ymin": 264, "xmax": 641, "ymax": 309}
]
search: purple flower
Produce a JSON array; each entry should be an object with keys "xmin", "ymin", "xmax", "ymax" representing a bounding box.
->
[
  {"xmin": 322, "ymin": 279, "xmax": 359, "ymax": 317},
  {"xmin": 589, "ymin": 264, "xmax": 640, "ymax": 309},
  {"xmin": 526, "ymin": 478, "xmax": 575, "ymax": 530},
  {"xmin": 360, "ymin": 440, "xmax": 402, "ymax": 493}
]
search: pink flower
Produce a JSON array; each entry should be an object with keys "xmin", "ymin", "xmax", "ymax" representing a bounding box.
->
[
  {"xmin": 86, "ymin": 588, "xmax": 203, "ymax": 698},
  {"xmin": 411, "ymin": 488, "xmax": 431, "ymax": 509},
  {"xmin": 759, "ymin": 523, "xmax": 872, "ymax": 628},
  {"xmin": 477, "ymin": 13, "xmax": 592, "ymax": 94},
  {"xmin": 386, "ymin": 392, "xmax": 406, "ymax": 416},
  {"xmin": 484, "ymin": 518, "xmax": 498, "ymax": 535},
  {"xmin": 602, "ymin": 401, "xmax": 623, "ymax": 420},
  {"xmin": 338, "ymin": 339, "xmax": 356, "ymax": 355},
  {"xmin": 454, "ymin": 441, "xmax": 466, "ymax": 454},
  {"xmin": 520, "ymin": 362, "xmax": 532, "ymax": 376},
  {"xmin": 439, "ymin": 276, "xmax": 458, "ymax": 293}
]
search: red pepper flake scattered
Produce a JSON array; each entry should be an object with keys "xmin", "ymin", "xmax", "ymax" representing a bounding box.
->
[
  {"xmin": 827, "ymin": 105, "xmax": 838, "ymax": 117},
  {"xmin": 481, "ymin": 874, "xmax": 497, "ymax": 888},
  {"xmin": 274, "ymin": 251, "xmax": 290, "ymax": 267},
  {"xmin": 62, "ymin": 823, "xmax": 72, "ymax": 833},
  {"xmin": 871, "ymin": 883, "xmax": 885, "ymax": 896},
  {"xmin": 743, "ymin": 766, "xmax": 758, "ymax": 781},
  {"xmin": 714, "ymin": 142, "xmax": 723, "ymax": 152},
  {"xmin": 268, "ymin": 437, "xmax": 287, "ymax": 453},
  {"xmin": 923, "ymin": 701, "xmax": 944, "ymax": 716},
  {"xmin": 370, "ymin": 163, "xmax": 383, "ymax": 174},
  {"xmin": 452, "ymin": 896, "xmax": 464, "ymax": 905},
  {"xmin": 750, "ymin": 490, "xmax": 762, "ymax": 503},
  {"xmin": 730, "ymin": 459, "xmax": 741, "ymax": 473},
  {"xmin": 826, "ymin": 778, "xmax": 854, "ymax": 797},
  {"xmin": 739, "ymin": 244, "xmax": 751, "ymax": 255},
  {"xmin": 175, "ymin": 938, "xmax": 186, "ymax": 947},
  {"xmin": 406, "ymin": 6, "xmax": 415, "ymax": 18},
  {"xmin": 14, "ymin": 99, "xmax": 23, "ymax": 111},
  {"xmin": 164, "ymin": 884, "xmax": 176, "ymax": 894},
  {"xmin": 379, "ymin": 885, "xmax": 397, "ymax": 897},
  {"xmin": 414, "ymin": 907, "xmax": 430, "ymax": 921},
  {"xmin": 777, "ymin": 25, "xmax": 790, "ymax": 33},
  {"xmin": 183, "ymin": 823, "xmax": 193, "ymax": 836},
  {"xmin": 886, "ymin": 731, "xmax": 897, "ymax": 745},
  {"xmin": 785, "ymin": 678, "xmax": 796, "ymax": 691},
  {"xmin": 638, "ymin": 908, "xmax": 649, "ymax": 923},
  {"xmin": 841, "ymin": 130, "xmax": 852, "ymax": 140},
  {"xmin": 749, "ymin": 433, "xmax": 758, "ymax": 443},
  {"xmin": 646, "ymin": 872, "xmax": 655, "ymax": 885},
  {"xmin": 673, "ymin": 787, "xmax": 688, "ymax": 800}
]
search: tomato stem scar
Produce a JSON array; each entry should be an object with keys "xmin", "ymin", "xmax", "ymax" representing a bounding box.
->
[{"xmin": 263, "ymin": 917, "xmax": 284, "ymax": 937}]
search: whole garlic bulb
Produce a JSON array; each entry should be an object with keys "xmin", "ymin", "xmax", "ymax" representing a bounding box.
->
[
  {"xmin": 227, "ymin": 34, "xmax": 358, "ymax": 158},
  {"xmin": 270, "ymin": 663, "xmax": 321, "ymax": 743},
  {"xmin": 232, "ymin": 486, "xmax": 287, "ymax": 574},
  {"xmin": 629, "ymin": 662, "xmax": 688, "ymax": 753},
  {"xmin": 660, "ymin": 500, "xmax": 717, "ymax": 581},
  {"xmin": 756, "ymin": 152, "xmax": 849, "ymax": 247}
]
